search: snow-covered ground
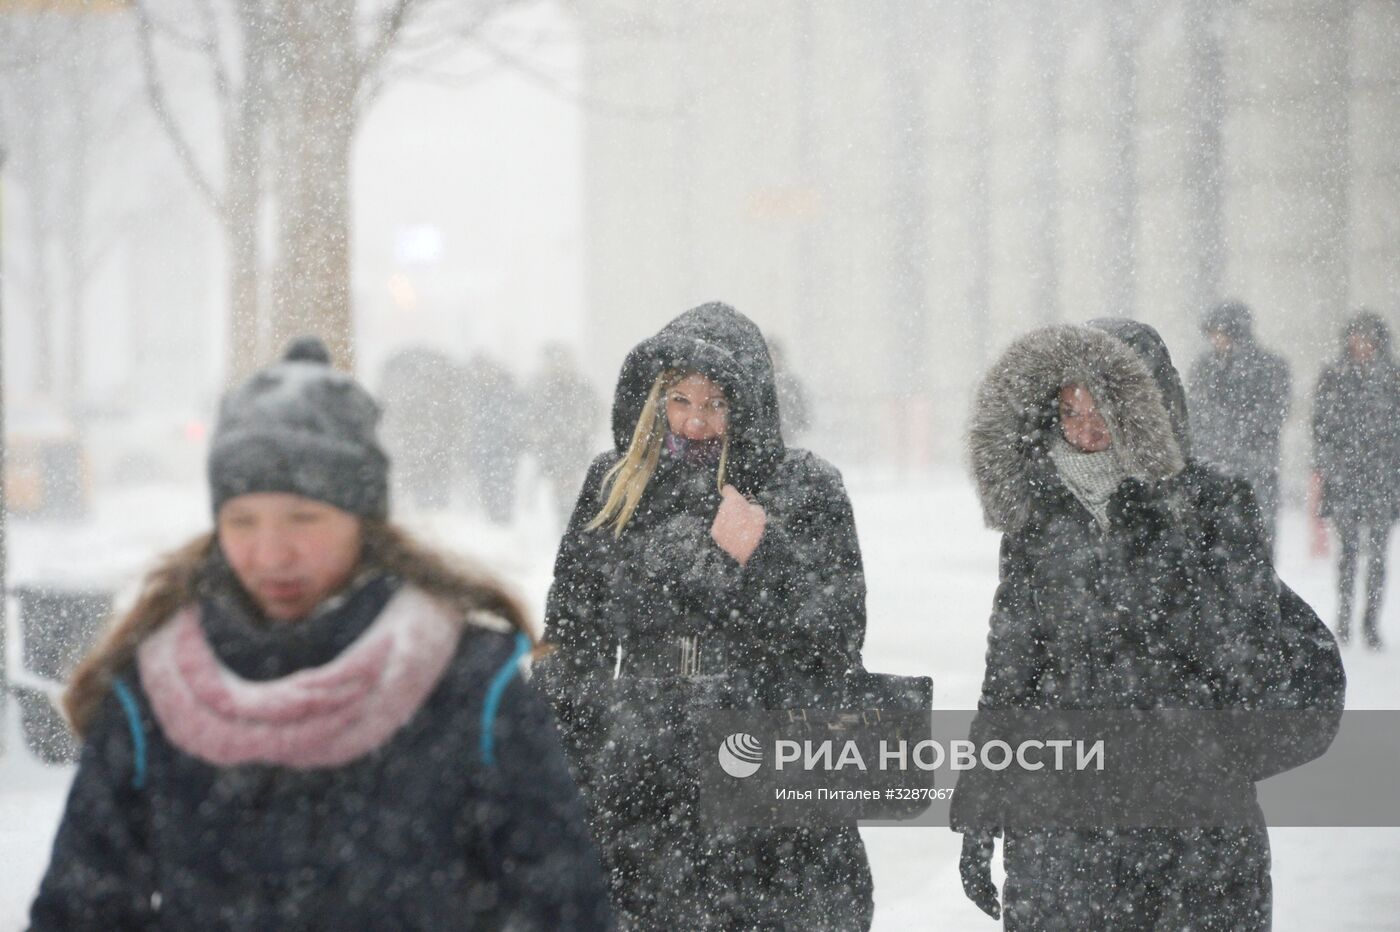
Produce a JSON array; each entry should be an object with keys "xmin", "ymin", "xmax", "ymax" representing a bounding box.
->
[{"xmin": 1, "ymin": 468, "xmax": 1397, "ymax": 930}]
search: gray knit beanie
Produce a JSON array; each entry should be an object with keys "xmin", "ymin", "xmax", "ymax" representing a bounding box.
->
[{"xmin": 208, "ymin": 337, "xmax": 390, "ymax": 518}]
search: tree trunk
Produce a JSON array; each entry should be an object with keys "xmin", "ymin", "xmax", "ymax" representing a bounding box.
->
[
  {"xmin": 270, "ymin": 0, "xmax": 357, "ymax": 372},
  {"xmin": 28, "ymin": 222, "xmax": 55, "ymax": 397},
  {"xmin": 224, "ymin": 0, "xmax": 270, "ymax": 382},
  {"xmin": 1106, "ymin": 2, "xmax": 1140, "ymax": 319},
  {"xmin": 224, "ymin": 174, "xmax": 262, "ymax": 382},
  {"xmin": 967, "ymin": 2, "xmax": 992, "ymax": 366},
  {"xmin": 60, "ymin": 26, "xmax": 92, "ymax": 404},
  {"xmin": 6, "ymin": 48, "xmax": 57, "ymax": 397},
  {"xmin": 1032, "ymin": 4, "xmax": 1062, "ymax": 323},
  {"xmin": 1186, "ymin": 0, "xmax": 1226, "ymax": 318}
]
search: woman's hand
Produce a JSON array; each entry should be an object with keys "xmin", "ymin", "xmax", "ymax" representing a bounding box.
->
[
  {"xmin": 959, "ymin": 829, "xmax": 1001, "ymax": 919},
  {"xmin": 710, "ymin": 484, "xmax": 767, "ymax": 566}
]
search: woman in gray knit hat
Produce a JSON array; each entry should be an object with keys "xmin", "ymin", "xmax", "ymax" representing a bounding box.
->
[{"xmin": 30, "ymin": 338, "xmax": 611, "ymax": 930}]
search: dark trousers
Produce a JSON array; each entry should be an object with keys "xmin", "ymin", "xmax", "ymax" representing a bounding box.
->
[{"xmin": 1334, "ymin": 516, "xmax": 1392, "ymax": 644}]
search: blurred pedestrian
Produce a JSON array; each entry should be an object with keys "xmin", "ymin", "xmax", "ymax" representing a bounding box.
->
[
  {"xmin": 525, "ymin": 343, "xmax": 603, "ymax": 528},
  {"xmin": 1311, "ymin": 310, "xmax": 1400, "ymax": 649},
  {"xmin": 378, "ymin": 346, "xmax": 469, "ymax": 511},
  {"xmin": 30, "ymin": 337, "xmax": 611, "ymax": 930},
  {"xmin": 1186, "ymin": 300, "xmax": 1291, "ymax": 552},
  {"xmin": 464, "ymin": 353, "xmax": 526, "ymax": 524}
]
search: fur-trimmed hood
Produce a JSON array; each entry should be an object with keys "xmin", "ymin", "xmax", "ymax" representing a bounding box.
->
[
  {"xmin": 1088, "ymin": 317, "xmax": 1193, "ymax": 460},
  {"xmin": 968, "ymin": 324, "xmax": 1185, "ymax": 533}
]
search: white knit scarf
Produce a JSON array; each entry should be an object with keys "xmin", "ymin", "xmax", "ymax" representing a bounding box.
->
[{"xmin": 1048, "ymin": 435, "xmax": 1126, "ymax": 529}]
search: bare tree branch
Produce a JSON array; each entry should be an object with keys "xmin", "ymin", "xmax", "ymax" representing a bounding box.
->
[
  {"xmin": 78, "ymin": 208, "xmax": 141, "ymax": 291},
  {"xmin": 131, "ymin": 0, "xmax": 224, "ymax": 213},
  {"xmin": 194, "ymin": 0, "xmax": 235, "ymax": 135},
  {"xmin": 389, "ymin": 4, "xmax": 514, "ymax": 59},
  {"xmin": 468, "ymin": 23, "xmax": 577, "ymax": 45},
  {"xmin": 465, "ymin": 30, "xmax": 681, "ymax": 120},
  {"xmin": 366, "ymin": 3, "xmax": 677, "ymax": 120},
  {"xmin": 355, "ymin": 0, "xmax": 418, "ymax": 99},
  {"xmin": 355, "ymin": 0, "xmax": 523, "ymax": 111},
  {"xmin": 375, "ymin": 57, "xmax": 498, "ymax": 92},
  {"xmin": 140, "ymin": 6, "xmax": 209, "ymax": 55}
]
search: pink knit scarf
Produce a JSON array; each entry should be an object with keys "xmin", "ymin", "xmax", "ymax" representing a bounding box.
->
[{"xmin": 138, "ymin": 586, "xmax": 463, "ymax": 769}]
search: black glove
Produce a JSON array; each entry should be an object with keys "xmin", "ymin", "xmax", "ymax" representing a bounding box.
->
[
  {"xmin": 1106, "ymin": 478, "xmax": 1197, "ymax": 642},
  {"xmin": 1108, "ymin": 477, "xmax": 1184, "ymax": 559},
  {"xmin": 959, "ymin": 829, "xmax": 1001, "ymax": 920}
]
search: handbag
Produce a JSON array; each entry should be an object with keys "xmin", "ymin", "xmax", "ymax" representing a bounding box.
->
[
  {"xmin": 844, "ymin": 668, "xmax": 933, "ymax": 712},
  {"xmin": 768, "ymin": 666, "xmax": 935, "ymax": 820}
]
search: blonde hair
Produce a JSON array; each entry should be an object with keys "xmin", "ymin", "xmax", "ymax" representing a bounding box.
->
[
  {"xmin": 587, "ymin": 369, "xmax": 730, "ymax": 536},
  {"xmin": 63, "ymin": 521, "xmax": 533, "ymax": 738}
]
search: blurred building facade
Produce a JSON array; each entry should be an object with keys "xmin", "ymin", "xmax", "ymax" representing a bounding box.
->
[{"xmin": 574, "ymin": 0, "xmax": 1400, "ymax": 475}]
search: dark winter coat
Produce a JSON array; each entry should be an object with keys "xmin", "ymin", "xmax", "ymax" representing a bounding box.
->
[
  {"xmin": 538, "ymin": 302, "xmax": 872, "ymax": 931},
  {"xmin": 955, "ymin": 323, "xmax": 1341, "ymax": 931},
  {"xmin": 1187, "ymin": 333, "xmax": 1290, "ymax": 486},
  {"xmin": 1311, "ymin": 323, "xmax": 1400, "ymax": 522},
  {"xmin": 30, "ymin": 572, "xmax": 611, "ymax": 931},
  {"xmin": 1094, "ymin": 318, "xmax": 1344, "ymax": 746}
]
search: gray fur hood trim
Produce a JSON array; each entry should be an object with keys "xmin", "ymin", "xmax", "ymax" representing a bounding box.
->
[{"xmin": 968, "ymin": 324, "xmax": 1185, "ymax": 533}]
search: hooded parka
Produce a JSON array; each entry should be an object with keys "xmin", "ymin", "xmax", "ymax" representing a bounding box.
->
[
  {"xmin": 1185, "ymin": 304, "xmax": 1291, "ymax": 547},
  {"xmin": 1311, "ymin": 312, "xmax": 1400, "ymax": 645},
  {"xmin": 954, "ymin": 323, "xmax": 1342, "ymax": 931},
  {"xmin": 538, "ymin": 302, "xmax": 873, "ymax": 931},
  {"xmin": 1311, "ymin": 312, "xmax": 1400, "ymax": 523}
]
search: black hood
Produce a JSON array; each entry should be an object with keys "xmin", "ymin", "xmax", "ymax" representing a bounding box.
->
[
  {"xmin": 610, "ymin": 302, "xmax": 785, "ymax": 491},
  {"xmin": 1088, "ymin": 318, "xmax": 1193, "ymax": 461},
  {"xmin": 1342, "ymin": 310, "xmax": 1393, "ymax": 359},
  {"xmin": 1201, "ymin": 300, "xmax": 1254, "ymax": 342}
]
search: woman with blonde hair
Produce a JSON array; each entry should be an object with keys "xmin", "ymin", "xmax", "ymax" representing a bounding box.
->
[
  {"xmin": 29, "ymin": 338, "xmax": 610, "ymax": 930},
  {"xmin": 537, "ymin": 303, "xmax": 873, "ymax": 930}
]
